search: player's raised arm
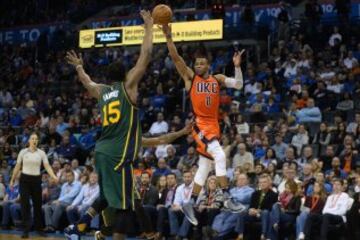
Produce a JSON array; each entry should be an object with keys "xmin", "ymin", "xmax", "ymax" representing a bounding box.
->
[
  {"xmin": 215, "ymin": 50, "xmax": 245, "ymax": 90},
  {"xmin": 160, "ymin": 24, "xmax": 194, "ymax": 91},
  {"xmin": 125, "ymin": 10, "xmax": 154, "ymax": 102},
  {"xmin": 66, "ymin": 50, "xmax": 105, "ymax": 99},
  {"xmin": 142, "ymin": 122, "xmax": 192, "ymax": 147}
]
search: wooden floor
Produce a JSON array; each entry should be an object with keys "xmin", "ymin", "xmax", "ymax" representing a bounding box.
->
[{"xmin": 0, "ymin": 234, "xmax": 60, "ymax": 239}]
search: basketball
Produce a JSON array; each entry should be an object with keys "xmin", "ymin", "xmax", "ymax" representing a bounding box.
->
[{"xmin": 152, "ymin": 4, "xmax": 172, "ymax": 25}]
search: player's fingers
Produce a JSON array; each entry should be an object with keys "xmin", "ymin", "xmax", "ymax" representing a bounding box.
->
[{"xmin": 70, "ymin": 50, "xmax": 76, "ymax": 58}]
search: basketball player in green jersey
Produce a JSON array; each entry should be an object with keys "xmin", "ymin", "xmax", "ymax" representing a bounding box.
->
[{"xmin": 64, "ymin": 10, "xmax": 155, "ymax": 240}]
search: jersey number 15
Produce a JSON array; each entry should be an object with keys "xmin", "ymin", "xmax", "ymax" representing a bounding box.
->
[{"xmin": 103, "ymin": 100, "xmax": 121, "ymax": 126}]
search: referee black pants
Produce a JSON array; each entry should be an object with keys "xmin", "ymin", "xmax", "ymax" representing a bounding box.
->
[{"xmin": 20, "ymin": 173, "xmax": 43, "ymax": 232}]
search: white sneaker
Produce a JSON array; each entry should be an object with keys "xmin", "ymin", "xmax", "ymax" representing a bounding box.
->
[{"xmin": 298, "ymin": 232, "xmax": 305, "ymax": 240}]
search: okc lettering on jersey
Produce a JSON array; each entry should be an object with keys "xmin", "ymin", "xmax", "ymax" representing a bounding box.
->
[
  {"xmin": 196, "ymin": 82, "xmax": 218, "ymax": 94},
  {"xmin": 103, "ymin": 90, "xmax": 119, "ymax": 102}
]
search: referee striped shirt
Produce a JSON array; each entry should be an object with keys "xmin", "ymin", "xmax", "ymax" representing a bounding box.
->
[{"xmin": 17, "ymin": 148, "xmax": 49, "ymax": 176}]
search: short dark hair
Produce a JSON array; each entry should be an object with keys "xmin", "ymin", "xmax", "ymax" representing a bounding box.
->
[
  {"xmin": 106, "ymin": 61, "xmax": 126, "ymax": 82},
  {"xmin": 166, "ymin": 172, "xmax": 176, "ymax": 179},
  {"xmin": 85, "ymin": 165, "xmax": 94, "ymax": 172},
  {"xmin": 332, "ymin": 178, "xmax": 343, "ymax": 185}
]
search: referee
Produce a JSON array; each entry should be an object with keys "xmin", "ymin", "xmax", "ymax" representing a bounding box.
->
[{"xmin": 10, "ymin": 132, "xmax": 58, "ymax": 238}]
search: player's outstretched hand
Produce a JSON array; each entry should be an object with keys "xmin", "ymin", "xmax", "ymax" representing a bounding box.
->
[
  {"xmin": 158, "ymin": 24, "xmax": 172, "ymax": 39},
  {"xmin": 65, "ymin": 50, "xmax": 83, "ymax": 67},
  {"xmin": 182, "ymin": 121, "xmax": 194, "ymax": 135},
  {"xmin": 140, "ymin": 10, "xmax": 153, "ymax": 28},
  {"xmin": 233, "ymin": 49, "xmax": 245, "ymax": 67}
]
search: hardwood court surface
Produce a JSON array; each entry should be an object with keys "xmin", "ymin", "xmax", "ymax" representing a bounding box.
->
[{"xmin": 0, "ymin": 234, "xmax": 61, "ymax": 240}]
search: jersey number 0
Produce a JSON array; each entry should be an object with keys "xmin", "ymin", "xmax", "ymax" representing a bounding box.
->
[{"xmin": 102, "ymin": 100, "xmax": 121, "ymax": 126}]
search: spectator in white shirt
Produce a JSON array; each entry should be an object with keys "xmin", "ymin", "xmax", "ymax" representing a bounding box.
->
[
  {"xmin": 168, "ymin": 171, "xmax": 194, "ymax": 237},
  {"xmin": 346, "ymin": 112, "xmax": 360, "ymax": 134},
  {"xmin": 328, "ymin": 26, "xmax": 342, "ymax": 47},
  {"xmin": 66, "ymin": 172, "xmax": 99, "ymax": 224},
  {"xmin": 326, "ymin": 76, "xmax": 344, "ymax": 94},
  {"xmin": 297, "ymin": 52, "xmax": 311, "ymax": 69},
  {"xmin": 319, "ymin": 179, "xmax": 350, "ymax": 240},
  {"xmin": 71, "ymin": 159, "xmax": 81, "ymax": 181},
  {"xmin": 235, "ymin": 114, "xmax": 250, "ymax": 134},
  {"xmin": 291, "ymin": 124, "xmax": 309, "ymax": 156},
  {"xmin": 149, "ymin": 112, "xmax": 168, "ymax": 136},
  {"xmin": 283, "ymin": 59, "xmax": 298, "ymax": 78},
  {"xmin": 319, "ymin": 65, "xmax": 336, "ymax": 81},
  {"xmin": 343, "ymin": 51, "xmax": 359, "ymax": 69},
  {"xmin": 232, "ymin": 143, "xmax": 254, "ymax": 169}
]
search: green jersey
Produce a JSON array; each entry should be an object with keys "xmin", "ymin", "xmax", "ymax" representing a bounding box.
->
[{"xmin": 95, "ymin": 82, "xmax": 141, "ymax": 171}]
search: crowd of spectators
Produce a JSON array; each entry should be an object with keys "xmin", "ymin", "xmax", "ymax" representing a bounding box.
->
[{"xmin": 0, "ymin": 1, "xmax": 360, "ymax": 240}]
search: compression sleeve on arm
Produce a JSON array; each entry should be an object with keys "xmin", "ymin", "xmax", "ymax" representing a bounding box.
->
[{"xmin": 224, "ymin": 67, "xmax": 243, "ymax": 89}]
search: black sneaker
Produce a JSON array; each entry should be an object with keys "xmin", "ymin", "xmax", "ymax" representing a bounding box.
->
[{"xmin": 181, "ymin": 201, "xmax": 198, "ymax": 226}]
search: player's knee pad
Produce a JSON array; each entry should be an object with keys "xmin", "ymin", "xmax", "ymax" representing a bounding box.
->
[
  {"xmin": 207, "ymin": 140, "xmax": 226, "ymax": 176},
  {"xmin": 194, "ymin": 155, "xmax": 212, "ymax": 186}
]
